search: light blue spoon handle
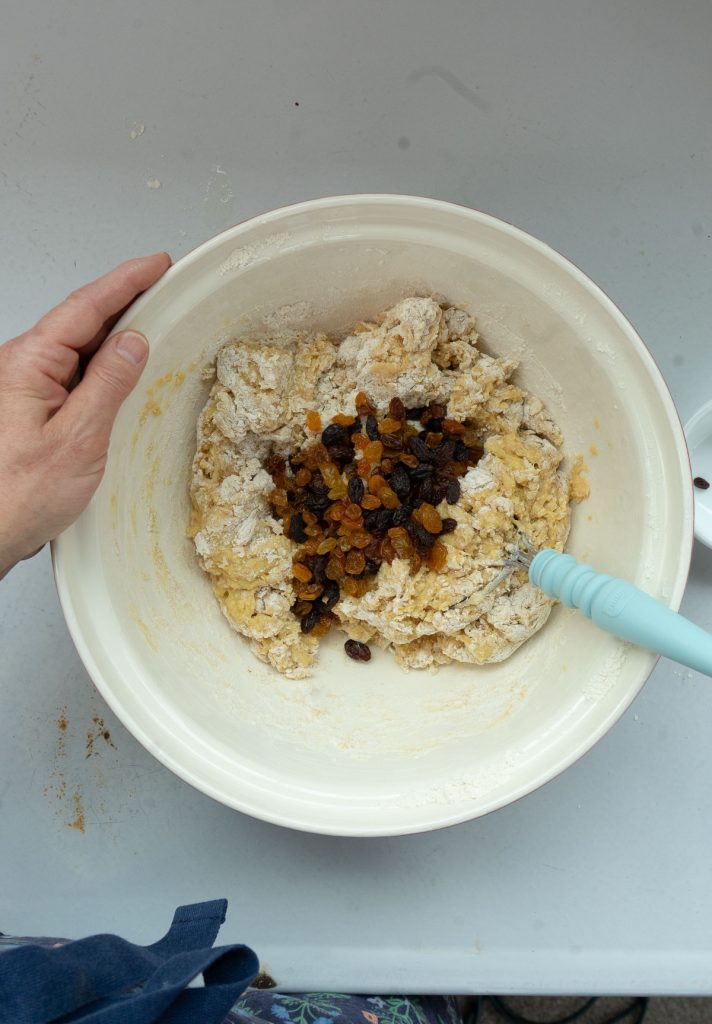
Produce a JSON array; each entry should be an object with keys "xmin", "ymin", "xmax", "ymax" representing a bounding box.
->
[{"xmin": 529, "ymin": 549, "xmax": 712, "ymax": 677}]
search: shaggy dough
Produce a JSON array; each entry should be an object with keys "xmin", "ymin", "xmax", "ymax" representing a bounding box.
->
[{"xmin": 189, "ymin": 297, "xmax": 587, "ymax": 678}]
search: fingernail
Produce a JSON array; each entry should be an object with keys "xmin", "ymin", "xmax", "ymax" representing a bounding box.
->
[{"xmin": 115, "ymin": 330, "xmax": 149, "ymax": 365}]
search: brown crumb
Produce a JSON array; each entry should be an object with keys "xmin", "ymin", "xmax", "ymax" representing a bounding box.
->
[
  {"xmin": 251, "ymin": 971, "xmax": 277, "ymax": 989},
  {"xmin": 69, "ymin": 786, "xmax": 85, "ymax": 833}
]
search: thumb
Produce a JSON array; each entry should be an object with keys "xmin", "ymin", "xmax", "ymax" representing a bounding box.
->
[{"xmin": 58, "ymin": 330, "xmax": 149, "ymax": 453}]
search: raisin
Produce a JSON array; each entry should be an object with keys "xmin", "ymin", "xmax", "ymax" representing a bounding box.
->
[
  {"xmin": 426, "ymin": 420, "xmax": 443, "ymax": 434},
  {"xmin": 322, "ymin": 423, "xmax": 348, "ymax": 447},
  {"xmin": 355, "ymin": 391, "xmax": 376, "ymax": 416},
  {"xmin": 380, "ymin": 433, "xmax": 404, "ymax": 450},
  {"xmin": 420, "ymin": 503, "xmax": 443, "ymax": 534},
  {"xmin": 442, "ymin": 418, "xmax": 465, "ymax": 435},
  {"xmin": 379, "ymin": 486, "xmax": 400, "ymax": 509},
  {"xmin": 405, "ymin": 406, "xmax": 426, "ymax": 421},
  {"xmin": 379, "ymin": 417, "xmax": 402, "ymax": 434},
  {"xmin": 446, "ymin": 479, "xmax": 461, "ymax": 504},
  {"xmin": 407, "ymin": 520, "xmax": 436, "ymax": 552},
  {"xmin": 409, "ymin": 463, "xmax": 433, "ymax": 481},
  {"xmin": 345, "ymin": 550, "xmax": 366, "ymax": 574},
  {"xmin": 433, "ymin": 440, "xmax": 456, "ymax": 467},
  {"xmin": 348, "ymin": 477, "xmax": 365, "ymax": 503},
  {"xmin": 344, "ymin": 639, "xmax": 371, "ymax": 662},
  {"xmin": 306, "ymin": 410, "xmax": 322, "ymax": 432},
  {"xmin": 388, "ymin": 396, "xmax": 405, "ymax": 420},
  {"xmin": 422, "ymin": 403, "xmax": 446, "ymax": 424},
  {"xmin": 287, "ymin": 513, "xmax": 308, "ymax": 543},
  {"xmin": 695, "ymin": 476, "xmax": 711, "ymax": 490},
  {"xmin": 311, "ymin": 555, "xmax": 329, "ymax": 582},
  {"xmin": 408, "ymin": 436, "xmax": 432, "ymax": 462},
  {"xmin": 454, "ymin": 440, "xmax": 470, "ymax": 462},
  {"xmin": 292, "ymin": 563, "xmax": 313, "ymax": 582},
  {"xmin": 391, "ymin": 505, "xmax": 410, "ymax": 526},
  {"xmin": 323, "ymin": 580, "xmax": 340, "ymax": 609},
  {"xmin": 300, "ymin": 607, "xmax": 320, "ymax": 634},
  {"xmin": 328, "ymin": 443, "xmax": 356, "ymax": 463},
  {"xmin": 364, "ymin": 559, "xmax": 380, "ymax": 575},
  {"xmin": 390, "ymin": 464, "xmax": 411, "ymax": 498},
  {"xmin": 365, "ymin": 414, "xmax": 379, "ymax": 441},
  {"xmin": 441, "ymin": 517, "xmax": 457, "ymax": 534},
  {"xmin": 419, "ymin": 478, "xmax": 436, "ymax": 503}
]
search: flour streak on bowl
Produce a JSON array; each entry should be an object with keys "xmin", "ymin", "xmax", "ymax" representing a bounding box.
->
[{"xmin": 53, "ymin": 196, "xmax": 692, "ymax": 836}]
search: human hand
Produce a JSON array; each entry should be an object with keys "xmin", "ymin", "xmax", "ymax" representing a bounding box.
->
[{"xmin": 0, "ymin": 252, "xmax": 171, "ymax": 578}]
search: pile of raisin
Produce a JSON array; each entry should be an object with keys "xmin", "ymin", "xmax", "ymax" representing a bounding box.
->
[{"xmin": 267, "ymin": 392, "xmax": 483, "ymax": 638}]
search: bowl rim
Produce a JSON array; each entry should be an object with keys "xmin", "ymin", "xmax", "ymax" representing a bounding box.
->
[{"xmin": 52, "ymin": 193, "xmax": 695, "ymax": 836}]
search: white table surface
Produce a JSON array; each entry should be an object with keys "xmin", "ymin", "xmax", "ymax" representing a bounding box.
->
[{"xmin": 2, "ymin": 0, "xmax": 712, "ymax": 996}]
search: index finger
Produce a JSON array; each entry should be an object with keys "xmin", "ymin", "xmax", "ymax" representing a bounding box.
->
[{"xmin": 32, "ymin": 252, "xmax": 172, "ymax": 358}]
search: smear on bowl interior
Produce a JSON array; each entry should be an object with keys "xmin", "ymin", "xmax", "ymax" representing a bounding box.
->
[{"xmin": 189, "ymin": 297, "xmax": 588, "ymax": 678}]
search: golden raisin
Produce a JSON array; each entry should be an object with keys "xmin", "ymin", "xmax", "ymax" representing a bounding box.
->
[
  {"xmin": 327, "ymin": 483, "xmax": 347, "ymax": 500},
  {"xmin": 332, "ymin": 413, "xmax": 356, "ymax": 427},
  {"xmin": 399, "ymin": 453, "xmax": 419, "ymax": 469},
  {"xmin": 303, "ymin": 537, "xmax": 321, "ymax": 555},
  {"xmin": 426, "ymin": 539, "xmax": 448, "ymax": 571},
  {"xmin": 357, "ymin": 459, "xmax": 372, "ymax": 479},
  {"xmin": 361, "ymin": 494, "xmax": 381, "ymax": 509},
  {"xmin": 325, "ymin": 558, "xmax": 345, "ymax": 580},
  {"xmin": 342, "ymin": 576, "xmax": 371, "ymax": 597},
  {"xmin": 355, "ymin": 391, "xmax": 376, "ymax": 416},
  {"xmin": 302, "ymin": 510, "xmax": 318, "ymax": 526},
  {"xmin": 379, "ymin": 486, "xmax": 400, "ymax": 509},
  {"xmin": 269, "ymin": 488, "xmax": 288, "ymax": 508},
  {"xmin": 298, "ymin": 583, "xmax": 324, "ymax": 600},
  {"xmin": 442, "ymin": 419, "xmax": 465, "ymax": 435},
  {"xmin": 304, "ymin": 525, "xmax": 322, "ymax": 537},
  {"xmin": 420, "ymin": 503, "xmax": 443, "ymax": 534},
  {"xmin": 426, "ymin": 432, "xmax": 444, "ymax": 448},
  {"xmin": 378, "ymin": 417, "xmax": 402, "ymax": 434},
  {"xmin": 389, "ymin": 396, "xmax": 406, "ymax": 420},
  {"xmin": 316, "ymin": 537, "xmax": 338, "ymax": 554},
  {"xmin": 320, "ymin": 462, "xmax": 342, "ymax": 488},
  {"xmin": 352, "ymin": 432, "xmax": 368, "ymax": 450},
  {"xmin": 380, "ymin": 458, "xmax": 395, "ymax": 475},
  {"xmin": 295, "ymin": 468, "xmax": 312, "ymax": 487},
  {"xmin": 282, "ymin": 515, "xmax": 292, "ymax": 536},
  {"xmin": 364, "ymin": 440, "xmax": 383, "ymax": 461},
  {"xmin": 350, "ymin": 530, "xmax": 372, "ymax": 549},
  {"xmin": 368, "ymin": 474, "xmax": 388, "ymax": 495},
  {"xmin": 306, "ymin": 410, "xmax": 322, "ymax": 432},
  {"xmin": 292, "ymin": 563, "xmax": 313, "ymax": 582},
  {"xmin": 345, "ymin": 550, "xmax": 366, "ymax": 575}
]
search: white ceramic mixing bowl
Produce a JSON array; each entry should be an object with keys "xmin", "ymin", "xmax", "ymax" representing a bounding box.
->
[{"xmin": 53, "ymin": 195, "xmax": 693, "ymax": 836}]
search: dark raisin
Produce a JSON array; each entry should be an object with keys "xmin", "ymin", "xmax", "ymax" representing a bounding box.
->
[
  {"xmin": 408, "ymin": 436, "xmax": 432, "ymax": 461},
  {"xmin": 328, "ymin": 443, "xmax": 355, "ymax": 463},
  {"xmin": 441, "ymin": 517, "xmax": 457, "ymax": 534},
  {"xmin": 434, "ymin": 438, "xmax": 457, "ymax": 466},
  {"xmin": 348, "ymin": 477, "xmax": 365, "ymax": 503},
  {"xmin": 300, "ymin": 607, "xmax": 320, "ymax": 634},
  {"xmin": 409, "ymin": 463, "xmax": 433, "ymax": 480},
  {"xmin": 426, "ymin": 418, "xmax": 443, "ymax": 433},
  {"xmin": 389, "ymin": 396, "xmax": 406, "ymax": 420},
  {"xmin": 420, "ymin": 478, "xmax": 435, "ymax": 503},
  {"xmin": 322, "ymin": 423, "xmax": 348, "ymax": 446},
  {"xmin": 390, "ymin": 464, "xmax": 411, "ymax": 498},
  {"xmin": 380, "ymin": 433, "xmax": 404, "ymax": 450},
  {"xmin": 310, "ymin": 471, "xmax": 328, "ymax": 493},
  {"xmin": 406, "ymin": 406, "xmax": 425, "ymax": 420},
  {"xmin": 422, "ymin": 403, "xmax": 446, "ymax": 424},
  {"xmin": 374, "ymin": 508, "xmax": 393, "ymax": 533},
  {"xmin": 364, "ymin": 559, "xmax": 380, "ymax": 575},
  {"xmin": 287, "ymin": 513, "xmax": 308, "ymax": 543},
  {"xmin": 467, "ymin": 445, "xmax": 484, "ymax": 464},
  {"xmin": 446, "ymin": 479, "xmax": 461, "ymax": 504},
  {"xmin": 344, "ymin": 639, "xmax": 371, "ymax": 662},
  {"xmin": 362, "ymin": 509, "xmax": 379, "ymax": 531},
  {"xmin": 305, "ymin": 493, "xmax": 330, "ymax": 514},
  {"xmin": 694, "ymin": 476, "xmax": 711, "ymax": 490},
  {"xmin": 391, "ymin": 505, "xmax": 410, "ymax": 526},
  {"xmin": 454, "ymin": 440, "xmax": 470, "ymax": 462},
  {"xmin": 406, "ymin": 521, "xmax": 436, "ymax": 551},
  {"xmin": 323, "ymin": 579, "xmax": 340, "ymax": 609},
  {"xmin": 431, "ymin": 485, "xmax": 447, "ymax": 505},
  {"xmin": 310, "ymin": 555, "xmax": 329, "ymax": 582},
  {"xmin": 365, "ymin": 414, "xmax": 379, "ymax": 441}
]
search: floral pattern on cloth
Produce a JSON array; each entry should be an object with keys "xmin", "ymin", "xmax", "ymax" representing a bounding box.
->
[{"xmin": 226, "ymin": 992, "xmax": 462, "ymax": 1024}]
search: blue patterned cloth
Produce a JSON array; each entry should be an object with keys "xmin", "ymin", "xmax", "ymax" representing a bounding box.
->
[
  {"xmin": 0, "ymin": 910, "xmax": 461, "ymax": 1024},
  {"xmin": 226, "ymin": 993, "xmax": 461, "ymax": 1024}
]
